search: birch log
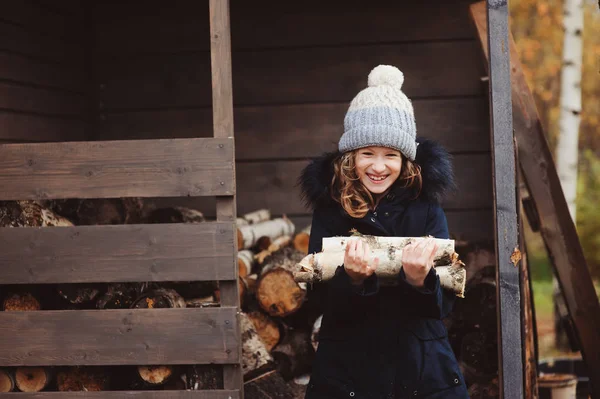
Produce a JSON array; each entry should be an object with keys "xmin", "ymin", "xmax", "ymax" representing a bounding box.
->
[
  {"xmin": 238, "ymin": 250, "xmax": 255, "ymax": 277},
  {"xmin": 295, "ymin": 236, "xmax": 466, "ymax": 297},
  {"xmin": 238, "ymin": 218, "xmax": 295, "ymax": 250},
  {"xmin": 293, "ymin": 225, "xmax": 311, "ymax": 254},
  {"xmin": 243, "ymin": 209, "xmax": 271, "ymax": 224}
]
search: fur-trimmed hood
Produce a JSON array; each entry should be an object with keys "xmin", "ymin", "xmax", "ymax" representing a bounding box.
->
[{"xmin": 298, "ymin": 138, "xmax": 456, "ymax": 209}]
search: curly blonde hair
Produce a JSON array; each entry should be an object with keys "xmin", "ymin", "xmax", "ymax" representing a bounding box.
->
[{"xmin": 331, "ymin": 150, "xmax": 422, "ymax": 218}]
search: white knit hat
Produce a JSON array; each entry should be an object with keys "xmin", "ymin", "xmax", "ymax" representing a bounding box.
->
[{"xmin": 338, "ymin": 65, "xmax": 417, "ymax": 160}]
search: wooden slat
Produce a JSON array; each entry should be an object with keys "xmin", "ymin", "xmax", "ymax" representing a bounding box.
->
[
  {"xmin": 473, "ymin": 2, "xmax": 522, "ymax": 398},
  {"xmin": 0, "ymin": 308, "xmax": 239, "ymax": 366},
  {"xmin": 0, "ymin": 52, "xmax": 84, "ymax": 93},
  {"xmin": 98, "ymin": 98, "xmax": 491, "ymax": 156},
  {"xmin": 235, "ymin": 155, "xmax": 493, "ymax": 215},
  {"xmin": 0, "ymin": 112, "xmax": 89, "ymax": 142},
  {"xmin": 0, "ymin": 222, "xmax": 235, "ymax": 284},
  {"xmin": 0, "ymin": 82, "xmax": 87, "ymax": 116},
  {"xmin": 0, "ymin": 391, "xmax": 240, "ymax": 399},
  {"xmin": 209, "ymin": 0, "xmax": 243, "ymax": 394},
  {"xmin": 0, "ymin": 21, "xmax": 84, "ymax": 65},
  {"xmin": 0, "ymin": 138, "xmax": 234, "ymax": 200},
  {"xmin": 471, "ymin": 2, "xmax": 600, "ymax": 395},
  {"xmin": 97, "ymin": 41, "xmax": 485, "ymax": 110},
  {"xmin": 94, "ymin": 0, "xmax": 475, "ymax": 54}
]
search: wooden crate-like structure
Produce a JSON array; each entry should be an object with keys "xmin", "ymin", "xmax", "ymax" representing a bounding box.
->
[{"xmin": 0, "ymin": 0, "xmax": 242, "ymax": 397}]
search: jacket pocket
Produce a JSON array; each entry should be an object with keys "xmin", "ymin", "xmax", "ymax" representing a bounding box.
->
[{"xmin": 407, "ymin": 319, "xmax": 464, "ymax": 398}]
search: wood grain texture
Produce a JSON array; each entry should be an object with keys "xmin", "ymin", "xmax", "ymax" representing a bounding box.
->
[
  {"xmin": 0, "ymin": 52, "xmax": 84, "ymax": 93},
  {"xmin": 0, "ymin": 391, "xmax": 240, "ymax": 398},
  {"xmin": 0, "ymin": 113, "xmax": 88, "ymax": 142},
  {"xmin": 471, "ymin": 2, "xmax": 600, "ymax": 394},
  {"xmin": 209, "ymin": 0, "xmax": 243, "ymax": 393},
  {"xmin": 0, "ymin": 138, "xmax": 234, "ymax": 200},
  {"xmin": 0, "ymin": 21, "xmax": 84, "ymax": 65},
  {"xmin": 98, "ymin": 98, "xmax": 490, "ymax": 156},
  {"xmin": 0, "ymin": 308, "xmax": 239, "ymax": 366},
  {"xmin": 0, "ymin": 83, "xmax": 87, "ymax": 116},
  {"xmin": 97, "ymin": 41, "xmax": 484, "ymax": 109},
  {"xmin": 94, "ymin": 0, "xmax": 475, "ymax": 54},
  {"xmin": 0, "ymin": 222, "xmax": 235, "ymax": 284}
]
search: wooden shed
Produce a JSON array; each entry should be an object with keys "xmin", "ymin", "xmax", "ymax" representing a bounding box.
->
[{"xmin": 1, "ymin": 0, "xmax": 568, "ymax": 398}]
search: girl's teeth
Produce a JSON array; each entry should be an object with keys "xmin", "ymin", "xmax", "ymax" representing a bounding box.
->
[{"xmin": 369, "ymin": 175, "xmax": 386, "ymax": 181}]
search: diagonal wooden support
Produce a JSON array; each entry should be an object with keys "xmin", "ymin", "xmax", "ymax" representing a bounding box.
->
[{"xmin": 470, "ymin": 2, "xmax": 600, "ymax": 398}]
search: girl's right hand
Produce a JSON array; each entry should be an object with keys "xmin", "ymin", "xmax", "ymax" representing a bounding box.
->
[{"xmin": 344, "ymin": 238, "xmax": 379, "ymax": 285}]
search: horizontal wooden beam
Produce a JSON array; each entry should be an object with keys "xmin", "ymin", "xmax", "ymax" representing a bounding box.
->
[
  {"xmin": 0, "ymin": 222, "xmax": 235, "ymax": 284},
  {"xmin": 97, "ymin": 41, "xmax": 484, "ymax": 109},
  {"xmin": 0, "ymin": 138, "xmax": 234, "ymax": 200},
  {"xmin": 0, "ymin": 391, "xmax": 240, "ymax": 398},
  {"xmin": 98, "ymin": 98, "xmax": 491, "ymax": 157},
  {"xmin": 0, "ymin": 307, "xmax": 239, "ymax": 366}
]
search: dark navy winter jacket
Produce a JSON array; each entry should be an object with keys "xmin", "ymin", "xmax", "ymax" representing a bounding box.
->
[{"xmin": 299, "ymin": 139, "xmax": 469, "ymax": 399}]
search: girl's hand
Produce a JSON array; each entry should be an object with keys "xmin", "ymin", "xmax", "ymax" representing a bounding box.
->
[
  {"xmin": 343, "ymin": 238, "xmax": 379, "ymax": 285},
  {"xmin": 402, "ymin": 238, "xmax": 438, "ymax": 288}
]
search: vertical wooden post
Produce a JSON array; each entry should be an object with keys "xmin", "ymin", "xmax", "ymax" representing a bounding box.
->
[
  {"xmin": 209, "ymin": 0, "xmax": 242, "ymax": 396},
  {"xmin": 486, "ymin": 1, "xmax": 524, "ymax": 398}
]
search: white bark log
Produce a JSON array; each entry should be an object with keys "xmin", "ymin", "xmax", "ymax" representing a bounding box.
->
[
  {"xmin": 321, "ymin": 236, "xmax": 454, "ymax": 260},
  {"xmin": 295, "ymin": 247, "xmax": 466, "ymax": 297},
  {"xmin": 237, "ymin": 250, "xmax": 255, "ymax": 277},
  {"xmin": 238, "ymin": 218, "xmax": 295, "ymax": 249},
  {"xmin": 243, "ymin": 209, "xmax": 271, "ymax": 224},
  {"xmin": 557, "ymin": 0, "xmax": 583, "ymax": 220}
]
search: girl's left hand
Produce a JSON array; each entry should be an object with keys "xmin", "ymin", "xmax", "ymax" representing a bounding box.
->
[{"xmin": 401, "ymin": 238, "xmax": 438, "ymax": 288}]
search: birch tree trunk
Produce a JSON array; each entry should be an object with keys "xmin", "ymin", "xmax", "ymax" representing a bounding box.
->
[
  {"xmin": 555, "ymin": 0, "xmax": 584, "ymax": 352},
  {"xmin": 556, "ymin": 0, "xmax": 583, "ymax": 220}
]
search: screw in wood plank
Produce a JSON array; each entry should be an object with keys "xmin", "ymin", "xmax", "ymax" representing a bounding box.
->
[{"xmin": 220, "ymin": 182, "xmax": 225, "ymax": 186}]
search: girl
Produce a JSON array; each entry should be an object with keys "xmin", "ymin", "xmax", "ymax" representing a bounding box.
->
[{"xmin": 299, "ymin": 65, "xmax": 468, "ymax": 398}]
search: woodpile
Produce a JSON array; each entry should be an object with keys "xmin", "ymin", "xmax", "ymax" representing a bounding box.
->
[{"xmin": 0, "ymin": 200, "xmax": 500, "ymax": 397}]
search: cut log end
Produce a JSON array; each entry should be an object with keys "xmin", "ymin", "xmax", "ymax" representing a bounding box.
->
[
  {"xmin": 247, "ymin": 311, "xmax": 281, "ymax": 352},
  {"xmin": 0, "ymin": 369, "xmax": 15, "ymax": 393},
  {"xmin": 293, "ymin": 232, "xmax": 310, "ymax": 254},
  {"xmin": 15, "ymin": 367, "xmax": 51, "ymax": 392},
  {"xmin": 137, "ymin": 366, "xmax": 173, "ymax": 385},
  {"xmin": 3, "ymin": 293, "xmax": 41, "ymax": 311},
  {"xmin": 257, "ymin": 269, "xmax": 306, "ymax": 317}
]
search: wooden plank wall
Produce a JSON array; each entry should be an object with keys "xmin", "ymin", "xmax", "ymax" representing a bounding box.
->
[
  {"xmin": 92, "ymin": 0, "xmax": 494, "ymax": 241},
  {"xmin": 0, "ymin": 1, "xmax": 89, "ymax": 143}
]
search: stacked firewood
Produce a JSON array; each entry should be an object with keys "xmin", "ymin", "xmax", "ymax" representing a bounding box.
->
[
  {"xmin": 234, "ymin": 209, "xmax": 316, "ymax": 399},
  {"xmin": 0, "ymin": 201, "xmax": 500, "ymax": 397}
]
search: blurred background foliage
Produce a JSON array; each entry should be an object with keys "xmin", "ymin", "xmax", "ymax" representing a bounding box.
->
[{"xmin": 508, "ymin": 0, "xmax": 600, "ymax": 357}]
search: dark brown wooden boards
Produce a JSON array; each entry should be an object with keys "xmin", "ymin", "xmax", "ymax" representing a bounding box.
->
[
  {"xmin": 0, "ymin": 307, "xmax": 239, "ymax": 366},
  {"xmin": 470, "ymin": 2, "xmax": 523, "ymax": 398},
  {"xmin": 0, "ymin": 138, "xmax": 234, "ymax": 200},
  {"xmin": 0, "ymin": 222, "xmax": 235, "ymax": 284},
  {"xmin": 471, "ymin": 1, "xmax": 600, "ymax": 397}
]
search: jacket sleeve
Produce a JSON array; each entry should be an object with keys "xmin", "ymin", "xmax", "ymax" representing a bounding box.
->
[
  {"xmin": 397, "ymin": 203, "xmax": 456, "ymax": 319},
  {"xmin": 307, "ymin": 206, "xmax": 379, "ymax": 326}
]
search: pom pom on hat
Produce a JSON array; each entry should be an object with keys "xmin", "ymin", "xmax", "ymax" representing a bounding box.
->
[
  {"xmin": 339, "ymin": 64, "xmax": 417, "ymax": 160},
  {"xmin": 367, "ymin": 64, "xmax": 404, "ymax": 90}
]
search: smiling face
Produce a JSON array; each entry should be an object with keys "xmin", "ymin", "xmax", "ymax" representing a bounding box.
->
[{"xmin": 354, "ymin": 146, "xmax": 402, "ymax": 195}]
